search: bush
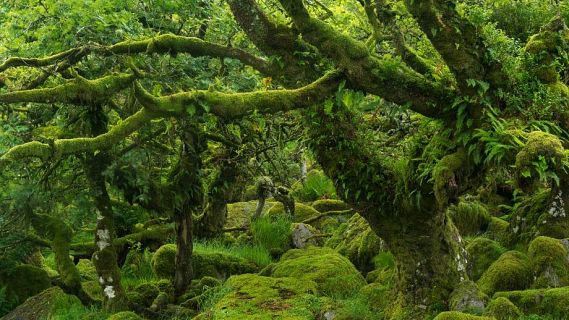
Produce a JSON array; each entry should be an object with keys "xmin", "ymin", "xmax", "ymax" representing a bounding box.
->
[{"xmin": 291, "ymin": 169, "xmax": 337, "ymax": 201}]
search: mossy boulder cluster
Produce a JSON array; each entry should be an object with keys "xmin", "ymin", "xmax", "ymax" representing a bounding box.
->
[
  {"xmin": 1, "ymin": 287, "xmax": 78, "ymax": 320},
  {"xmin": 0, "ymin": 265, "xmax": 52, "ymax": 304}
]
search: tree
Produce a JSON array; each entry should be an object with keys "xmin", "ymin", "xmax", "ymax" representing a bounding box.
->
[{"xmin": 1, "ymin": 0, "xmax": 568, "ymax": 318}]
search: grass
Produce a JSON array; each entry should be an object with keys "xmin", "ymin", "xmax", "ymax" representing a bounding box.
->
[
  {"xmin": 120, "ymin": 247, "xmax": 158, "ymax": 289},
  {"xmin": 251, "ymin": 214, "xmax": 292, "ymax": 253},
  {"xmin": 48, "ymin": 292, "xmax": 108, "ymax": 320},
  {"xmin": 194, "ymin": 239, "xmax": 272, "ymax": 268}
]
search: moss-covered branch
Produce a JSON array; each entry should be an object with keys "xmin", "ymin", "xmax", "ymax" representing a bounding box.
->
[
  {"xmin": 0, "ymin": 34, "xmax": 275, "ymax": 77},
  {"xmin": 278, "ymin": 0, "xmax": 452, "ymax": 117},
  {"xmin": 134, "ymin": 70, "xmax": 343, "ymax": 119},
  {"xmin": 0, "ymin": 108, "xmax": 156, "ymax": 169},
  {"xmin": 0, "ymin": 73, "xmax": 136, "ymax": 105},
  {"xmin": 403, "ymin": 0, "xmax": 506, "ymax": 92}
]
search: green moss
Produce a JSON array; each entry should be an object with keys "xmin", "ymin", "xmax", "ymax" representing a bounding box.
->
[
  {"xmin": 268, "ymin": 247, "xmax": 366, "ymax": 297},
  {"xmin": 311, "ymin": 199, "xmax": 351, "ymax": 213},
  {"xmin": 196, "ymin": 274, "xmax": 321, "ymax": 319},
  {"xmin": 477, "ymin": 251, "xmax": 532, "ymax": 295},
  {"xmin": 433, "ymin": 151, "xmax": 467, "ymax": 207},
  {"xmin": 494, "ymin": 287, "xmax": 569, "ymax": 318},
  {"xmin": 0, "ymin": 264, "xmax": 52, "ymax": 304},
  {"xmin": 483, "ymin": 297, "xmax": 522, "ymax": 320},
  {"xmin": 181, "ymin": 276, "xmax": 222, "ymax": 301},
  {"xmin": 466, "ymin": 237, "xmax": 507, "ymax": 281},
  {"xmin": 151, "ymin": 244, "xmax": 176, "ymax": 279},
  {"xmin": 449, "ymin": 280, "xmax": 489, "ymax": 314},
  {"xmin": 82, "ymin": 280, "xmax": 103, "ymax": 302},
  {"xmin": 358, "ymin": 282, "xmax": 392, "ymax": 312},
  {"xmin": 267, "ymin": 202, "xmax": 320, "ymax": 223},
  {"xmin": 225, "ymin": 201, "xmax": 274, "ymax": 230},
  {"xmin": 527, "ymin": 236, "xmax": 569, "ymax": 288},
  {"xmin": 107, "ymin": 311, "xmax": 143, "ymax": 320},
  {"xmin": 325, "ymin": 213, "xmax": 382, "ymax": 272},
  {"xmin": 1, "ymin": 287, "xmax": 77, "ymax": 320},
  {"xmin": 433, "ymin": 311, "xmax": 493, "ymax": 320},
  {"xmin": 486, "ymin": 217, "xmax": 509, "ymax": 244},
  {"xmin": 130, "ymin": 282, "xmax": 160, "ymax": 307},
  {"xmin": 76, "ymin": 259, "xmax": 97, "ymax": 281},
  {"xmin": 449, "ymin": 200, "xmax": 492, "ymax": 236}
]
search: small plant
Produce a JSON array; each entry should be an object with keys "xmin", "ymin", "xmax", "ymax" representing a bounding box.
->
[
  {"xmin": 292, "ymin": 169, "xmax": 337, "ymax": 201},
  {"xmin": 251, "ymin": 215, "xmax": 292, "ymax": 254}
]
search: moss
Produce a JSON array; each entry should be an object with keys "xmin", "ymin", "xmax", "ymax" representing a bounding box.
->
[
  {"xmin": 151, "ymin": 243, "xmax": 258, "ymax": 280},
  {"xmin": 267, "ymin": 202, "xmax": 320, "ymax": 223},
  {"xmin": 449, "ymin": 280, "xmax": 489, "ymax": 314},
  {"xmin": 107, "ymin": 311, "xmax": 143, "ymax": 320},
  {"xmin": 486, "ymin": 217, "xmax": 509, "ymax": 244},
  {"xmin": 311, "ymin": 199, "xmax": 351, "ymax": 213},
  {"xmin": 483, "ymin": 297, "xmax": 522, "ymax": 320},
  {"xmin": 82, "ymin": 280, "xmax": 103, "ymax": 302},
  {"xmin": 130, "ymin": 282, "xmax": 160, "ymax": 307},
  {"xmin": 494, "ymin": 287, "xmax": 569, "ymax": 318},
  {"xmin": 477, "ymin": 251, "xmax": 532, "ymax": 295},
  {"xmin": 225, "ymin": 201, "xmax": 274, "ymax": 230},
  {"xmin": 193, "ymin": 251, "xmax": 258, "ymax": 280},
  {"xmin": 515, "ymin": 132, "xmax": 565, "ymax": 193},
  {"xmin": 268, "ymin": 247, "xmax": 366, "ymax": 297},
  {"xmin": 325, "ymin": 213, "xmax": 382, "ymax": 272},
  {"xmin": 181, "ymin": 276, "xmax": 222, "ymax": 301},
  {"xmin": 449, "ymin": 200, "xmax": 492, "ymax": 236},
  {"xmin": 76, "ymin": 259, "xmax": 97, "ymax": 281},
  {"xmin": 433, "ymin": 311, "xmax": 493, "ymax": 320},
  {"xmin": 433, "ymin": 150, "xmax": 467, "ymax": 207},
  {"xmin": 358, "ymin": 282, "xmax": 392, "ymax": 312},
  {"xmin": 196, "ymin": 274, "xmax": 321, "ymax": 319},
  {"xmin": 151, "ymin": 244, "xmax": 176, "ymax": 279},
  {"xmin": 0, "ymin": 264, "xmax": 52, "ymax": 304},
  {"xmin": 527, "ymin": 236, "xmax": 569, "ymax": 288},
  {"xmin": 1, "ymin": 287, "xmax": 79, "ymax": 320},
  {"xmin": 525, "ymin": 29, "xmax": 569, "ymax": 84},
  {"xmin": 466, "ymin": 237, "xmax": 507, "ymax": 281}
]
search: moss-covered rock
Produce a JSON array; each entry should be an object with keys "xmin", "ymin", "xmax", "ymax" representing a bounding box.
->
[
  {"xmin": 76, "ymin": 259, "xmax": 97, "ymax": 281},
  {"xmin": 466, "ymin": 237, "xmax": 507, "ymax": 281},
  {"xmin": 225, "ymin": 201, "xmax": 274, "ymax": 230},
  {"xmin": 311, "ymin": 199, "xmax": 351, "ymax": 213},
  {"xmin": 486, "ymin": 217, "xmax": 509, "ymax": 245},
  {"xmin": 193, "ymin": 251, "xmax": 258, "ymax": 280},
  {"xmin": 268, "ymin": 247, "xmax": 366, "ymax": 297},
  {"xmin": 107, "ymin": 311, "xmax": 143, "ymax": 320},
  {"xmin": 358, "ymin": 282, "xmax": 392, "ymax": 312},
  {"xmin": 195, "ymin": 274, "xmax": 321, "ymax": 319},
  {"xmin": 449, "ymin": 280, "xmax": 488, "ymax": 314},
  {"xmin": 528, "ymin": 236, "xmax": 569, "ymax": 288},
  {"xmin": 151, "ymin": 244, "xmax": 177, "ymax": 279},
  {"xmin": 268, "ymin": 202, "xmax": 320, "ymax": 223},
  {"xmin": 0, "ymin": 264, "xmax": 52, "ymax": 304},
  {"xmin": 433, "ymin": 311, "xmax": 493, "ymax": 320},
  {"xmin": 130, "ymin": 282, "xmax": 160, "ymax": 307},
  {"xmin": 1, "ymin": 287, "xmax": 77, "ymax": 320},
  {"xmin": 483, "ymin": 297, "xmax": 522, "ymax": 320},
  {"xmin": 449, "ymin": 200, "xmax": 492, "ymax": 236},
  {"xmin": 82, "ymin": 280, "xmax": 103, "ymax": 302},
  {"xmin": 494, "ymin": 287, "xmax": 569, "ymax": 318},
  {"xmin": 325, "ymin": 213, "xmax": 383, "ymax": 272},
  {"xmin": 477, "ymin": 251, "xmax": 532, "ymax": 295},
  {"xmin": 181, "ymin": 276, "xmax": 222, "ymax": 301}
]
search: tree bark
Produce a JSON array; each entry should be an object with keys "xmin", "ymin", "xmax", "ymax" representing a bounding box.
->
[{"xmin": 174, "ymin": 208, "xmax": 193, "ymax": 298}]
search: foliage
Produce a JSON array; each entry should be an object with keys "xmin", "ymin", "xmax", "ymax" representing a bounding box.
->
[
  {"xmin": 251, "ymin": 214, "xmax": 292, "ymax": 255},
  {"xmin": 291, "ymin": 169, "xmax": 337, "ymax": 201}
]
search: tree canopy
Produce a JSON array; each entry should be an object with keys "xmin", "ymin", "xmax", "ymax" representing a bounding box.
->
[{"xmin": 1, "ymin": 1, "xmax": 569, "ymax": 319}]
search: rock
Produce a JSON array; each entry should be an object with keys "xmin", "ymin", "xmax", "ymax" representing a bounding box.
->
[
  {"xmin": 527, "ymin": 236, "xmax": 569, "ymax": 288},
  {"xmin": 194, "ymin": 274, "xmax": 321, "ymax": 319},
  {"xmin": 149, "ymin": 292, "xmax": 169, "ymax": 311},
  {"xmin": 325, "ymin": 213, "xmax": 383, "ymax": 272},
  {"xmin": 0, "ymin": 264, "xmax": 52, "ymax": 304},
  {"xmin": 477, "ymin": 251, "xmax": 532, "ymax": 295},
  {"xmin": 494, "ymin": 287, "xmax": 569, "ymax": 317},
  {"xmin": 76, "ymin": 259, "xmax": 97, "ymax": 281},
  {"xmin": 267, "ymin": 247, "xmax": 366, "ymax": 297},
  {"xmin": 81, "ymin": 280, "xmax": 103, "ymax": 301},
  {"xmin": 108, "ymin": 311, "xmax": 143, "ymax": 320},
  {"xmin": 466, "ymin": 237, "xmax": 507, "ymax": 281},
  {"xmin": 225, "ymin": 201, "xmax": 274, "ymax": 229},
  {"xmin": 291, "ymin": 223, "xmax": 320, "ymax": 248},
  {"xmin": 449, "ymin": 280, "xmax": 488, "ymax": 314},
  {"xmin": 433, "ymin": 311, "xmax": 493, "ymax": 319},
  {"xmin": 267, "ymin": 202, "xmax": 320, "ymax": 223},
  {"xmin": 483, "ymin": 297, "xmax": 522, "ymax": 320},
  {"xmin": 151, "ymin": 244, "xmax": 258, "ymax": 281},
  {"xmin": 1, "ymin": 287, "xmax": 79, "ymax": 320},
  {"xmin": 311, "ymin": 199, "xmax": 351, "ymax": 213}
]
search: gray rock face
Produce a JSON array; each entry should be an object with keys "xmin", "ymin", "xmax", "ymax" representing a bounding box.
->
[{"xmin": 291, "ymin": 223, "xmax": 317, "ymax": 248}]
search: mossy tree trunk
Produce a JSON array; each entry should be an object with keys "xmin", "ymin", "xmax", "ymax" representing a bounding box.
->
[
  {"xmin": 83, "ymin": 105, "xmax": 128, "ymax": 312},
  {"xmin": 29, "ymin": 213, "xmax": 92, "ymax": 304},
  {"xmin": 169, "ymin": 125, "xmax": 205, "ymax": 298},
  {"xmin": 306, "ymin": 105, "xmax": 466, "ymax": 318}
]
